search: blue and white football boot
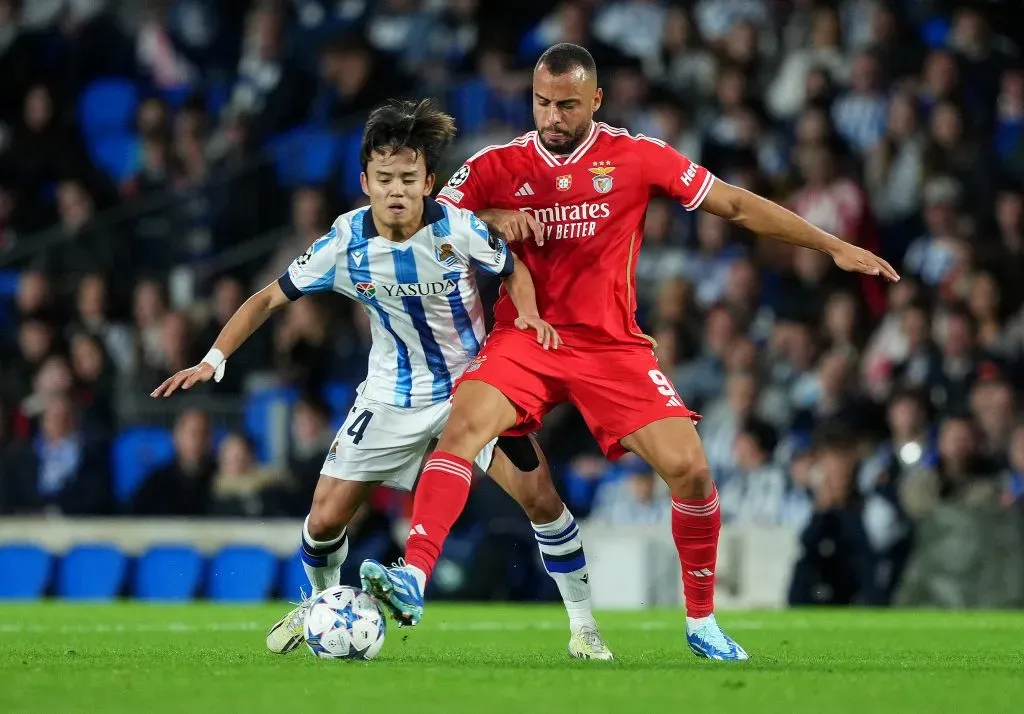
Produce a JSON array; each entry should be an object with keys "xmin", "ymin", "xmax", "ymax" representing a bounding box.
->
[
  {"xmin": 359, "ymin": 559, "xmax": 424, "ymax": 626},
  {"xmin": 686, "ymin": 614, "xmax": 749, "ymax": 661}
]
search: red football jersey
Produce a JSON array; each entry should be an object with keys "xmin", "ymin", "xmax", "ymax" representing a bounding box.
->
[{"xmin": 436, "ymin": 122, "xmax": 716, "ymax": 347}]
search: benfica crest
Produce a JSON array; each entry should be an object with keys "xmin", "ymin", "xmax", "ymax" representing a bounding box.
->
[
  {"xmin": 556, "ymin": 174, "xmax": 573, "ymax": 191},
  {"xmin": 589, "ymin": 162, "xmax": 615, "ymax": 193}
]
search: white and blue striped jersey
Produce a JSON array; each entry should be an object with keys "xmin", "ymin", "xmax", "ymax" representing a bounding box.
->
[{"xmin": 278, "ymin": 197, "xmax": 513, "ymax": 408}]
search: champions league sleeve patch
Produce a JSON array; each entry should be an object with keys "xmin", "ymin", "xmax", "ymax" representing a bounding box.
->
[
  {"xmin": 438, "ymin": 186, "xmax": 464, "ymax": 204},
  {"xmin": 447, "ymin": 163, "xmax": 471, "ymax": 188}
]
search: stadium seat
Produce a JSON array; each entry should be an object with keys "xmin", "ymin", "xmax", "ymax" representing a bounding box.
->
[
  {"xmin": 78, "ymin": 78, "xmax": 139, "ymax": 137},
  {"xmin": 207, "ymin": 545, "xmax": 279, "ymax": 602},
  {"xmin": 322, "ymin": 381, "xmax": 355, "ymax": 428},
  {"xmin": 133, "ymin": 545, "xmax": 204, "ymax": 601},
  {"xmin": 449, "ymin": 79, "xmax": 491, "ymax": 136},
  {"xmin": 112, "ymin": 427, "xmax": 176, "ymax": 503},
  {"xmin": 0, "ymin": 544, "xmax": 51, "ymax": 599},
  {"xmin": 278, "ymin": 550, "xmax": 308, "ymax": 601},
  {"xmin": 244, "ymin": 386, "xmax": 299, "ymax": 463},
  {"xmin": 0, "ymin": 270, "xmax": 19, "ymax": 298},
  {"xmin": 89, "ymin": 134, "xmax": 140, "ymax": 184},
  {"xmin": 269, "ymin": 127, "xmax": 340, "ymax": 187},
  {"xmin": 337, "ymin": 128, "xmax": 364, "ymax": 198},
  {"xmin": 55, "ymin": 544, "xmax": 127, "ymax": 600}
]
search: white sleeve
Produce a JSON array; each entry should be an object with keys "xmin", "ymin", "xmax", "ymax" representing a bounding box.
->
[
  {"xmin": 463, "ymin": 211, "xmax": 513, "ymax": 278},
  {"xmin": 278, "ymin": 223, "xmax": 342, "ymax": 299}
]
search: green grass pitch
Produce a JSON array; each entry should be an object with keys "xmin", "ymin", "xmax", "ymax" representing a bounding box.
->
[{"xmin": 1, "ymin": 604, "xmax": 1023, "ymax": 713}]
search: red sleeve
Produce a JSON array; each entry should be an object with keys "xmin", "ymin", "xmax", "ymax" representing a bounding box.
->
[
  {"xmin": 435, "ymin": 153, "xmax": 496, "ymax": 213},
  {"xmin": 641, "ymin": 139, "xmax": 716, "ymax": 212}
]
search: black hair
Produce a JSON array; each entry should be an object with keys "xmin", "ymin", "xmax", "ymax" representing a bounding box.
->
[
  {"xmin": 360, "ymin": 99, "xmax": 457, "ymax": 175},
  {"xmin": 535, "ymin": 43, "xmax": 597, "ymax": 79}
]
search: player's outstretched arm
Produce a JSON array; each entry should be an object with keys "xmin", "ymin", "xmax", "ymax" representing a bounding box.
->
[
  {"xmin": 699, "ymin": 180, "xmax": 900, "ymax": 282},
  {"xmin": 502, "ymin": 253, "xmax": 562, "ymax": 350},
  {"xmin": 150, "ymin": 281, "xmax": 292, "ymax": 398}
]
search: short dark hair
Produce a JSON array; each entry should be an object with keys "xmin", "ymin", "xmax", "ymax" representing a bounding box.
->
[
  {"xmin": 536, "ymin": 43, "xmax": 597, "ymax": 78},
  {"xmin": 360, "ymin": 99, "xmax": 457, "ymax": 175}
]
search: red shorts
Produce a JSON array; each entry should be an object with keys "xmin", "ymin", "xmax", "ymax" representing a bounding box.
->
[{"xmin": 457, "ymin": 326, "xmax": 701, "ymax": 460}]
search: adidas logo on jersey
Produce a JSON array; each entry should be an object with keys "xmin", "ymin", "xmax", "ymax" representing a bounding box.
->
[
  {"xmin": 666, "ymin": 396, "xmax": 685, "ymax": 408},
  {"xmin": 514, "ymin": 183, "xmax": 535, "ymax": 197}
]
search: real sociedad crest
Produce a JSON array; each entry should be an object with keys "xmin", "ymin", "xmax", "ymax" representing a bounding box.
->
[
  {"xmin": 435, "ymin": 242, "xmax": 458, "ymax": 267},
  {"xmin": 589, "ymin": 162, "xmax": 615, "ymax": 194}
]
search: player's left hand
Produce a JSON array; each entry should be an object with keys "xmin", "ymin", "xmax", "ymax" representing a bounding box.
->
[
  {"xmin": 515, "ymin": 315, "xmax": 562, "ymax": 350},
  {"xmin": 830, "ymin": 242, "xmax": 900, "ymax": 282}
]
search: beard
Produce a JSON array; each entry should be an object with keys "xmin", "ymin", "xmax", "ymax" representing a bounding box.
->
[{"xmin": 538, "ymin": 124, "xmax": 589, "ymax": 154}]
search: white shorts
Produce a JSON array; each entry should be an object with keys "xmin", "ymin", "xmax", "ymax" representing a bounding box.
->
[{"xmin": 320, "ymin": 394, "xmax": 497, "ymax": 491}]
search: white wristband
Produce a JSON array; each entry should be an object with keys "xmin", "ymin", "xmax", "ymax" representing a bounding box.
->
[{"xmin": 201, "ymin": 348, "xmax": 227, "ymax": 383}]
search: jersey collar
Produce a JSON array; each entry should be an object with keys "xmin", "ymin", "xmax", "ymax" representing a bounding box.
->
[
  {"xmin": 531, "ymin": 121, "xmax": 599, "ymax": 167},
  {"xmin": 361, "ymin": 197, "xmax": 446, "ymax": 239}
]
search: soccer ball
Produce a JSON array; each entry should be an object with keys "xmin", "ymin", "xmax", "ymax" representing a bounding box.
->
[{"xmin": 304, "ymin": 585, "xmax": 386, "ymax": 660}]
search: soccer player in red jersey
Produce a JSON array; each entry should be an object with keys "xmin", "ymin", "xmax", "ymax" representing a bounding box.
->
[{"xmin": 362, "ymin": 44, "xmax": 899, "ymax": 660}]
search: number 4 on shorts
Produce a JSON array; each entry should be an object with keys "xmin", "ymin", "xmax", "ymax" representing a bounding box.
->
[
  {"xmin": 648, "ymin": 369, "xmax": 685, "ymax": 407},
  {"xmin": 346, "ymin": 409, "xmax": 374, "ymax": 445}
]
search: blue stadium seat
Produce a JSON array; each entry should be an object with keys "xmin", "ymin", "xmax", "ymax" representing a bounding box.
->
[
  {"xmin": 244, "ymin": 386, "xmax": 299, "ymax": 463},
  {"xmin": 269, "ymin": 127, "xmax": 340, "ymax": 187},
  {"xmin": 0, "ymin": 270, "xmax": 20, "ymax": 297},
  {"xmin": 89, "ymin": 134, "xmax": 139, "ymax": 184},
  {"xmin": 161, "ymin": 84, "xmax": 192, "ymax": 109},
  {"xmin": 322, "ymin": 382, "xmax": 355, "ymax": 428},
  {"xmin": 337, "ymin": 128, "xmax": 364, "ymax": 198},
  {"xmin": 79, "ymin": 78, "xmax": 139, "ymax": 137},
  {"xmin": 55, "ymin": 544, "xmax": 127, "ymax": 600},
  {"xmin": 449, "ymin": 79, "xmax": 491, "ymax": 136},
  {"xmin": 0, "ymin": 544, "xmax": 51, "ymax": 599},
  {"xmin": 112, "ymin": 427, "xmax": 176, "ymax": 503},
  {"xmin": 207, "ymin": 546, "xmax": 279, "ymax": 602},
  {"xmin": 278, "ymin": 550, "xmax": 308, "ymax": 601},
  {"xmin": 133, "ymin": 545, "xmax": 204, "ymax": 601}
]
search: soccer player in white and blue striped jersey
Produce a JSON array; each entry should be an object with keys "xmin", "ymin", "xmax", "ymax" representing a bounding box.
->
[{"xmin": 151, "ymin": 99, "xmax": 613, "ymax": 660}]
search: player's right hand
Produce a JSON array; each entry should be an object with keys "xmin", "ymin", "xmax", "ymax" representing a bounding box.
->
[
  {"xmin": 487, "ymin": 209, "xmax": 546, "ymax": 246},
  {"xmin": 150, "ymin": 362, "xmax": 215, "ymax": 398},
  {"xmin": 514, "ymin": 315, "xmax": 562, "ymax": 350}
]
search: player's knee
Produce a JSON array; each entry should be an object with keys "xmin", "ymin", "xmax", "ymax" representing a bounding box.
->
[
  {"xmin": 307, "ymin": 492, "xmax": 350, "ymax": 541},
  {"xmin": 439, "ymin": 410, "xmax": 494, "ymax": 454},
  {"xmin": 657, "ymin": 446, "xmax": 713, "ymax": 499}
]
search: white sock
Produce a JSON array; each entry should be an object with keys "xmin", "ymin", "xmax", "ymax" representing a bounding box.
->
[
  {"xmin": 300, "ymin": 515, "xmax": 349, "ymax": 595},
  {"xmin": 405, "ymin": 565, "xmax": 427, "ymax": 593},
  {"xmin": 532, "ymin": 507, "xmax": 595, "ymax": 631},
  {"xmin": 686, "ymin": 615, "xmax": 714, "ymax": 632}
]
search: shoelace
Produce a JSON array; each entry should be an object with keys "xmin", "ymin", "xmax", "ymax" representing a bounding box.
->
[
  {"xmin": 578, "ymin": 627, "xmax": 607, "ymax": 651},
  {"xmin": 285, "ymin": 588, "xmax": 314, "ymax": 629}
]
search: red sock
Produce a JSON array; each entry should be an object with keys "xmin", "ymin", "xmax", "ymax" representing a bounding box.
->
[
  {"xmin": 671, "ymin": 487, "xmax": 721, "ymax": 619},
  {"xmin": 404, "ymin": 451, "xmax": 474, "ymax": 581}
]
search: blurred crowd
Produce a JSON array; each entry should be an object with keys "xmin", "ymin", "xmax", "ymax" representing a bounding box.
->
[{"xmin": 3, "ymin": 0, "xmax": 1024, "ymax": 605}]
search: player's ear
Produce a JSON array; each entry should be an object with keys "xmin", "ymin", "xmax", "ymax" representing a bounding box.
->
[
  {"xmin": 592, "ymin": 87, "xmax": 603, "ymax": 114},
  {"xmin": 360, "ymin": 172, "xmax": 370, "ymax": 197},
  {"xmin": 423, "ymin": 172, "xmax": 435, "ymax": 197}
]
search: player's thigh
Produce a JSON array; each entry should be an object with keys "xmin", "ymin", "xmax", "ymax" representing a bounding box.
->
[
  {"xmin": 455, "ymin": 328, "xmax": 567, "ymax": 438},
  {"xmin": 429, "ymin": 395, "xmax": 500, "ymax": 472},
  {"xmin": 324, "ymin": 397, "xmax": 439, "ymax": 492},
  {"xmin": 569, "ymin": 346, "xmax": 702, "ymax": 461},
  {"xmin": 618, "ymin": 415, "xmax": 710, "ymax": 485}
]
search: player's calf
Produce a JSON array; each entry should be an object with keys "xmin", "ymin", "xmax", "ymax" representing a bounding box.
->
[{"xmin": 267, "ymin": 477, "xmax": 373, "ymax": 654}]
